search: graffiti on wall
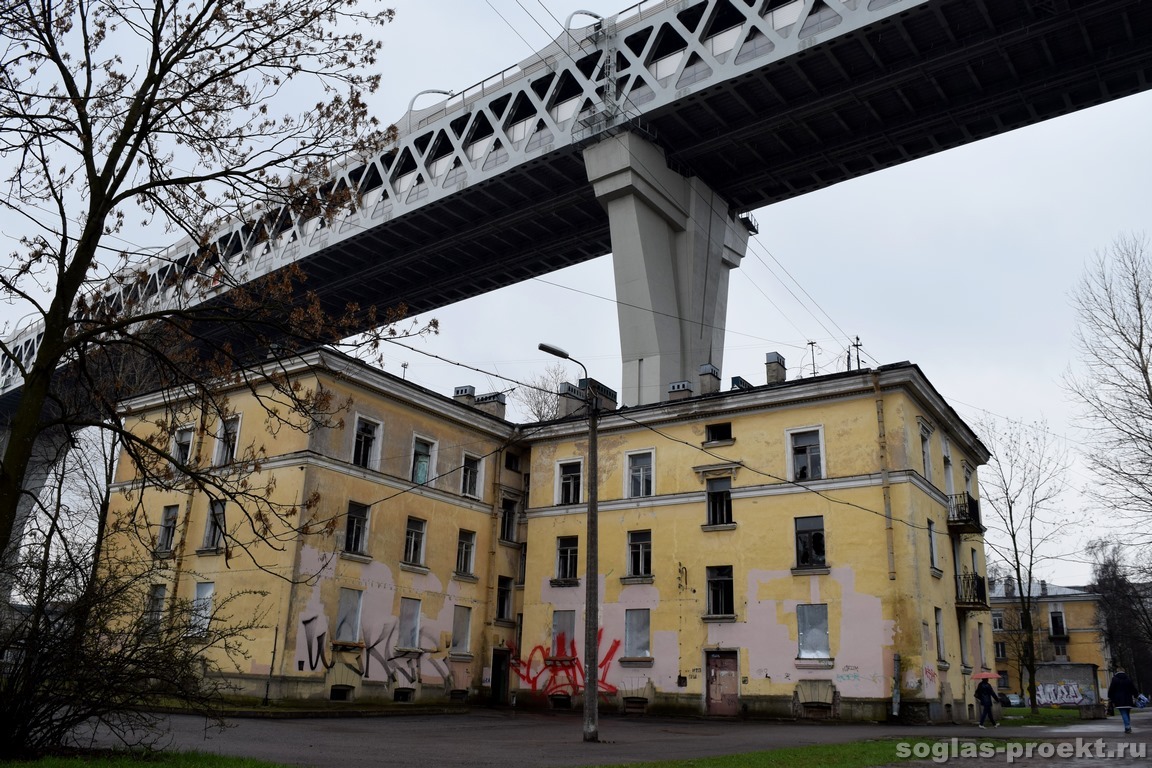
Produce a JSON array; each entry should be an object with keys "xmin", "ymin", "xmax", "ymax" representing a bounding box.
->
[
  {"xmin": 509, "ymin": 628, "xmax": 621, "ymax": 696},
  {"xmin": 300, "ymin": 615, "xmax": 456, "ymax": 692},
  {"xmin": 1035, "ymin": 683, "xmax": 1086, "ymax": 706}
]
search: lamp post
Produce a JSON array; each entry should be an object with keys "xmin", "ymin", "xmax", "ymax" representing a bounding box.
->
[{"xmin": 538, "ymin": 342, "xmax": 599, "ymax": 743}]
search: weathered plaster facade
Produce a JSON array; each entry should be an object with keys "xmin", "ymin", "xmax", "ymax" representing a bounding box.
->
[{"xmin": 109, "ymin": 351, "xmax": 991, "ymax": 721}]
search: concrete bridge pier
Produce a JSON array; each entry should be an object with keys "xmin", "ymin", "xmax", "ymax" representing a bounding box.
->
[
  {"xmin": 0, "ymin": 425, "xmax": 74, "ymax": 601},
  {"xmin": 584, "ymin": 132, "xmax": 751, "ymax": 407}
]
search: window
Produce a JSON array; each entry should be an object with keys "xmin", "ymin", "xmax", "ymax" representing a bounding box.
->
[
  {"xmin": 145, "ymin": 584, "xmax": 166, "ymax": 630},
  {"xmin": 559, "ymin": 461, "xmax": 582, "ymax": 505},
  {"xmin": 942, "ymin": 437, "xmax": 955, "ymax": 496},
  {"xmin": 628, "ymin": 530, "xmax": 652, "ymax": 577},
  {"xmin": 997, "ymin": 670, "xmax": 1010, "ymax": 689},
  {"xmin": 935, "ymin": 607, "xmax": 946, "ymax": 660},
  {"xmin": 173, "ymin": 427, "xmax": 193, "ymax": 465},
  {"xmin": 706, "ymin": 565, "xmax": 734, "ymax": 616},
  {"xmin": 335, "ymin": 588, "xmax": 362, "ymax": 643},
  {"xmin": 920, "ymin": 428, "xmax": 933, "ymax": 482},
  {"xmin": 461, "ymin": 455, "xmax": 480, "ymax": 497},
  {"xmin": 797, "ymin": 604, "xmax": 830, "ymax": 659},
  {"xmin": 705, "ymin": 422, "xmax": 732, "ymax": 443},
  {"xmin": 992, "ymin": 610, "xmax": 1004, "ymax": 631},
  {"xmin": 1054, "ymin": 642, "xmax": 1068, "ymax": 657},
  {"xmin": 496, "ymin": 576, "xmax": 513, "ymax": 620},
  {"xmin": 994, "ymin": 641, "xmax": 1007, "ymax": 659},
  {"xmin": 790, "ymin": 429, "xmax": 822, "ymax": 480},
  {"xmin": 157, "ymin": 505, "xmax": 178, "ymax": 552},
  {"xmin": 517, "ymin": 543, "xmax": 527, "ymax": 585},
  {"xmin": 403, "ymin": 517, "xmax": 425, "ymax": 565},
  {"xmin": 202, "ymin": 500, "xmax": 225, "ymax": 550},
  {"xmin": 411, "ymin": 438, "xmax": 433, "ymax": 484},
  {"xmin": 344, "ymin": 502, "xmax": 369, "ymax": 555},
  {"xmin": 190, "ymin": 581, "xmax": 214, "ymax": 635},
  {"xmin": 398, "ymin": 597, "xmax": 421, "ymax": 649},
  {"xmin": 927, "ymin": 519, "xmax": 938, "ymax": 570},
  {"xmin": 552, "ymin": 610, "xmax": 575, "ymax": 656},
  {"xmin": 706, "ymin": 477, "xmax": 732, "ymax": 526},
  {"xmin": 1050, "ymin": 611, "xmax": 1066, "ymax": 636},
  {"xmin": 456, "ymin": 530, "xmax": 475, "ymax": 575},
  {"xmin": 794, "ymin": 516, "xmax": 825, "ymax": 567},
  {"xmin": 352, "ymin": 418, "xmax": 379, "ymax": 469},
  {"xmin": 978, "ymin": 621, "xmax": 986, "ymax": 667},
  {"xmin": 557, "ymin": 536, "xmax": 578, "ymax": 579},
  {"xmin": 504, "ymin": 451, "xmax": 521, "ymax": 472},
  {"xmin": 499, "ymin": 498, "xmax": 517, "ymax": 542},
  {"xmin": 628, "ymin": 451, "xmax": 653, "ymax": 498},
  {"xmin": 213, "ymin": 416, "xmax": 239, "ymax": 466},
  {"xmin": 451, "ymin": 605, "xmax": 472, "ymax": 654},
  {"xmin": 625, "ymin": 608, "xmax": 651, "ymax": 658}
]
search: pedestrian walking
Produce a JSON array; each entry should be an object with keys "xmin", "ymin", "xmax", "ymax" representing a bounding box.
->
[
  {"xmin": 974, "ymin": 679, "xmax": 999, "ymax": 728},
  {"xmin": 1108, "ymin": 668, "xmax": 1139, "ymax": 734}
]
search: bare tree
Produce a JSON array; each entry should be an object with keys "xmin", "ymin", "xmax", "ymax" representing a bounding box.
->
[
  {"xmin": 513, "ymin": 361, "xmax": 571, "ymax": 421},
  {"xmin": 0, "ymin": 0, "xmax": 444, "ymax": 755},
  {"xmin": 1088, "ymin": 540, "xmax": 1152, "ymax": 690},
  {"xmin": 1068, "ymin": 234, "xmax": 1152, "ymax": 539},
  {"xmin": 978, "ymin": 417, "xmax": 1069, "ymax": 713}
]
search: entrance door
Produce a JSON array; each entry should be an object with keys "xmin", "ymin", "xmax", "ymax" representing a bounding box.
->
[
  {"xmin": 706, "ymin": 651, "xmax": 739, "ymax": 716},
  {"xmin": 491, "ymin": 649, "xmax": 510, "ymax": 705}
]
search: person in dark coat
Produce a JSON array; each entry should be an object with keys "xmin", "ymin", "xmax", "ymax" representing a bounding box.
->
[
  {"xmin": 975, "ymin": 679, "xmax": 999, "ymax": 728},
  {"xmin": 1109, "ymin": 669, "xmax": 1139, "ymax": 733}
]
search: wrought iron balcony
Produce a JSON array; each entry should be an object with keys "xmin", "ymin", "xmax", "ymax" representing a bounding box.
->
[
  {"xmin": 956, "ymin": 573, "xmax": 989, "ymax": 611},
  {"xmin": 947, "ymin": 493, "xmax": 984, "ymax": 534}
]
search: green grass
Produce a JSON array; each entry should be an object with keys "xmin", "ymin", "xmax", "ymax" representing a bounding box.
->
[
  {"xmin": 4, "ymin": 754, "xmax": 287, "ymax": 768},
  {"xmin": 999, "ymin": 706, "xmax": 1084, "ymax": 727},
  {"xmin": 599, "ymin": 739, "xmax": 938, "ymax": 768}
]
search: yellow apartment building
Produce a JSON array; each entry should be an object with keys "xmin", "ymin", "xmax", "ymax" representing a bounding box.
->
[
  {"xmin": 989, "ymin": 580, "xmax": 1110, "ymax": 702},
  {"xmin": 108, "ymin": 349, "xmax": 992, "ymax": 721}
]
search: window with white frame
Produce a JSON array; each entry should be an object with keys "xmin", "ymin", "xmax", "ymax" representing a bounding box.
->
[
  {"xmin": 797, "ymin": 603, "xmax": 831, "ymax": 659},
  {"xmin": 927, "ymin": 518, "xmax": 938, "ymax": 570},
  {"xmin": 920, "ymin": 425, "xmax": 933, "ymax": 483},
  {"xmin": 706, "ymin": 565, "xmax": 734, "ymax": 616},
  {"xmin": 628, "ymin": 451, "xmax": 653, "ymax": 498},
  {"xmin": 189, "ymin": 581, "xmax": 214, "ymax": 635},
  {"xmin": 942, "ymin": 436, "xmax": 955, "ymax": 496},
  {"xmin": 352, "ymin": 417, "xmax": 379, "ymax": 469},
  {"xmin": 403, "ymin": 517, "xmax": 426, "ymax": 565},
  {"xmin": 556, "ymin": 536, "xmax": 578, "ymax": 579},
  {"xmin": 213, "ymin": 416, "xmax": 240, "ymax": 466},
  {"xmin": 1050, "ymin": 610, "xmax": 1066, "ymax": 636},
  {"xmin": 451, "ymin": 605, "xmax": 472, "ymax": 654},
  {"xmin": 705, "ymin": 422, "xmax": 732, "ymax": 443},
  {"xmin": 625, "ymin": 608, "xmax": 651, "ymax": 658},
  {"xmin": 398, "ymin": 597, "xmax": 421, "ymax": 649},
  {"xmin": 202, "ymin": 500, "xmax": 225, "ymax": 550},
  {"xmin": 935, "ymin": 607, "xmax": 946, "ymax": 660},
  {"xmin": 992, "ymin": 610, "xmax": 1004, "ymax": 630},
  {"xmin": 411, "ymin": 438, "xmax": 433, "ymax": 484},
  {"xmin": 997, "ymin": 670, "xmax": 1010, "ymax": 689},
  {"xmin": 173, "ymin": 426, "xmax": 194, "ymax": 465},
  {"xmin": 344, "ymin": 502, "xmax": 369, "ymax": 555},
  {"xmin": 628, "ymin": 530, "xmax": 652, "ymax": 577},
  {"xmin": 559, "ymin": 461, "xmax": 582, "ymax": 505},
  {"xmin": 461, "ymin": 454, "xmax": 480, "ymax": 497},
  {"xmin": 145, "ymin": 584, "xmax": 166, "ymax": 630},
  {"xmin": 157, "ymin": 505, "xmax": 178, "ymax": 552},
  {"xmin": 790, "ymin": 428, "xmax": 823, "ymax": 481},
  {"xmin": 794, "ymin": 516, "xmax": 825, "ymax": 567},
  {"xmin": 978, "ymin": 621, "xmax": 986, "ymax": 667},
  {"xmin": 456, "ymin": 529, "xmax": 475, "ymax": 575},
  {"xmin": 335, "ymin": 588, "xmax": 362, "ymax": 643},
  {"xmin": 496, "ymin": 576, "xmax": 513, "ymax": 620},
  {"xmin": 994, "ymin": 641, "xmax": 1007, "ymax": 659},
  {"xmin": 552, "ymin": 610, "xmax": 576, "ymax": 656},
  {"xmin": 706, "ymin": 477, "xmax": 732, "ymax": 526}
]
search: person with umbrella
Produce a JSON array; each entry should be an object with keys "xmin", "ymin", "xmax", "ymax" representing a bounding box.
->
[{"xmin": 973, "ymin": 673, "xmax": 1000, "ymax": 728}]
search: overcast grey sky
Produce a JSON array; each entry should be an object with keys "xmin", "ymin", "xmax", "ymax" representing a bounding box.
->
[{"xmin": 364, "ymin": 1, "xmax": 1152, "ymax": 583}]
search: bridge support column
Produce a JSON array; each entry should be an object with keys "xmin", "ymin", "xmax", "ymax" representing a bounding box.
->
[
  {"xmin": 0, "ymin": 425, "xmax": 73, "ymax": 601},
  {"xmin": 584, "ymin": 132, "xmax": 750, "ymax": 406}
]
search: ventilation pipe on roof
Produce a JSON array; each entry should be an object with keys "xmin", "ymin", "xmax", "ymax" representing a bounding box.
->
[
  {"xmin": 766, "ymin": 352, "xmax": 786, "ymax": 384},
  {"xmin": 699, "ymin": 363, "xmax": 720, "ymax": 395}
]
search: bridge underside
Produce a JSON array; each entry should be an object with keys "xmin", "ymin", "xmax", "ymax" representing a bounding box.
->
[{"xmin": 286, "ymin": 0, "xmax": 1151, "ymax": 325}]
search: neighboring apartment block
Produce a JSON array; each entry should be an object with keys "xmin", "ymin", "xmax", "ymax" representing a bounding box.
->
[
  {"xmin": 989, "ymin": 580, "xmax": 1110, "ymax": 701},
  {"xmin": 109, "ymin": 348, "xmax": 992, "ymax": 721}
]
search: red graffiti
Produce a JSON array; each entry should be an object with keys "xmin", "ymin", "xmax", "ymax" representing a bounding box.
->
[{"xmin": 509, "ymin": 628, "xmax": 621, "ymax": 696}]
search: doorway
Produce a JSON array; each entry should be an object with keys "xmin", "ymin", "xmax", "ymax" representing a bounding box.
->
[
  {"xmin": 491, "ymin": 648, "xmax": 510, "ymax": 704},
  {"xmin": 706, "ymin": 650, "xmax": 739, "ymax": 716}
]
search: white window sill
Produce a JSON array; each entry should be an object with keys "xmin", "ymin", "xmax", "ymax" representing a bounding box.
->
[
  {"xmin": 620, "ymin": 575, "xmax": 654, "ymax": 585},
  {"xmin": 340, "ymin": 551, "xmax": 372, "ymax": 564},
  {"xmin": 400, "ymin": 562, "xmax": 429, "ymax": 574},
  {"xmin": 550, "ymin": 577, "xmax": 580, "ymax": 588},
  {"xmin": 701, "ymin": 523, "xmax": 737, "ymax": 532},
  {"xmin": 702, "ymin": 614, "xmax": 737, "ymax": 623},
  {"xmin": 930, "ymin": 566, "xmax": 943, "ymax": 579},
  {"xmin": 792, "ymin": 566, "xmax": 830, "ymax": 576},
  {"xmin": 452, "ymin": 571, "xmax": 478, "ymax": 583},
  {"xmin": 794, "ymin": 657, "xmax": 835, "ymax": 669},
  {"xmin": 619, "ymin": 657, "xmax": 655, "ymax": 667}
]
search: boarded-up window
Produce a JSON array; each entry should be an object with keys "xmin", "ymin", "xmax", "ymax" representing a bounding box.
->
[
  {"xmin": 335, "ymin": 588, "xmax": 362, "ymax": 643},
  {"xmin": 625, "ymin": 609, "xmax": 650, "ymax": 658},
  {"xmin": 797, "ymin": 603, "xmax": 830, "ymax": 659}
]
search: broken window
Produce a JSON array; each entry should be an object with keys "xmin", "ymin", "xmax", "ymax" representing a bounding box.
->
[
  {"xmin": 794, "ymin": 515, "xmax": 825, "ymax": 567},
  {"xmin": 411, "ymin": 439, "xmax": 433, "ymax": 484},
  {"xmin": 461, "ymin": 455, "xmax": 480, "ymax": 497},
  {"xmin": 790, "ymin": 429, "xmax": 822, "ymax": 480},
  {"xmin": 353, "ymin": 418, "xmax": 379, "ymax": 469},
  {"xmin": 706, "ymin": 477, "xmax": 732, "ymax": 526},
  {"xmin": 344, "ymin": 502, "xmax": 369, "ymax": 555},
  {"xmin": 628, "ymin": 530, "xmax": 652, "ymax": 577},
  {"xmin": 456, "ymin": 529, "xmax": 475, "ymax": 575},
  {"xmin": 706, "ymin": 565, "xmax": 734, "ymax": 616}
]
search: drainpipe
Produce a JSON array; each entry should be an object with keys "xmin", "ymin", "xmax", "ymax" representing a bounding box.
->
[
  {"xmin": 892, "ymin": 653, "xmax": 902, "ymax": 717},
  {"xmin": 480, "ymin": 443, "xmax": 506, "ymax": 698},
  {"xmin": 872, "ymin": 373, "xmax": 896, "ymax": 580}
]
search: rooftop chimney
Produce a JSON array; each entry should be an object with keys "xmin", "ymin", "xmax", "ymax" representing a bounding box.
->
[
  {"xmin": 766, "ymin": 352, "xmax": 786, "ymax": 384},
  {"xmin": 699, "ymin": 363, "xmax": 721, "ymax": 395},
  {"xmin": 453, "ymin": 385, "xmax": 476, "ymax": 407},
  {"xmin": 557, "ymin": 379, "xmax": 618, "ymax": 417},
  {"xmin": 668, "ymin": 380, "xmax": 693, "ymax": 401},
  {"xmin": 474, "ymin": 392, "xmax": 506, "ymax": 420},
  {"xmin": 1040, "ymin": 580, "xmax": 1048, "ymax": 596}
]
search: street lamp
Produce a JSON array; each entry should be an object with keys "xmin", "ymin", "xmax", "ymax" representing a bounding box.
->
[{"xmin": 538, "ymin": 342, "xmax": 600, "ymax": 743}]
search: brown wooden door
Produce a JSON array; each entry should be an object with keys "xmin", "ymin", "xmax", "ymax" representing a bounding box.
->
[{"xmin": 706, "ymin": 651, "xmax": 739, "ymax": 716}]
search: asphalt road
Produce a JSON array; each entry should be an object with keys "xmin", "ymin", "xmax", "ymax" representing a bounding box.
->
[{"xmin": 83, "ymin": 708, "xmax": 1152, "ymax": 768}]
